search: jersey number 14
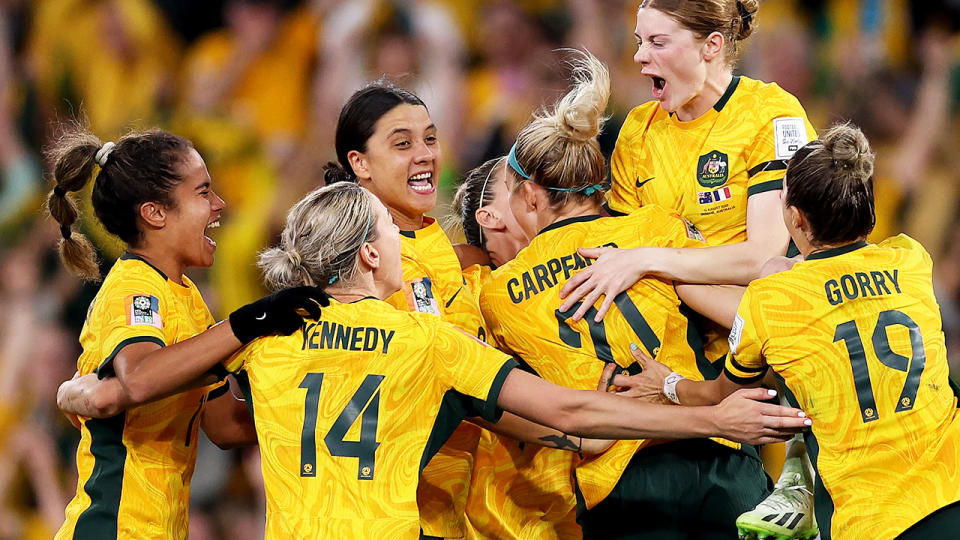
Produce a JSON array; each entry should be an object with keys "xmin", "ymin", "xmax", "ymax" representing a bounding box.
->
[{"xmin": 298, "ymin": 373, "xmax": 383, "ymax": 480}]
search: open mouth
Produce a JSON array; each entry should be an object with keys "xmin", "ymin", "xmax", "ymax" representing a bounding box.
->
[
  {"xmin": 204, "ymin": 220, "xmax": 220, "ymax": 247},
  {"xmin": 651, "ymin": 76, "xmax": 666, "ymax": 100},
  {"xmin": 408, "ymin": 171, "xmax": 435, "ymax": 194}
]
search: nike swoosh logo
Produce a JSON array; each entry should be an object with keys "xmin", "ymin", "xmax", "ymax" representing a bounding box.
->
[
  {"xmin": 255, "ymin": 313, "xmax": 267, "ymax": 320},
  {"xmin": 636, "ymin": 176, "xmax": 654, "ymax": 188},
  {"xmin": 445, "ymin": 287, "xmax": 462, "ymax": 309}
]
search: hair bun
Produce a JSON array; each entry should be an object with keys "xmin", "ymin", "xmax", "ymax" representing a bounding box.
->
[
  {"xmin": 823, "ymin": 123, "xmax": 874, "ymax": 181},
  {"xmin": 323, "ymin": 162, "xmax": 356, "ymax": 185},
  {"xmin": 735, "ymin": 0, "xmax": 759, "ymax": 41},
  {"xmin": 554, "ymin": 49, "xmax": 610, "ymax": 143}
]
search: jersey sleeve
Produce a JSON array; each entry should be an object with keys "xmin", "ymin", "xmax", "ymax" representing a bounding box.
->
[
  {"xmin": 606, "ymin": 118, "xmax": 641, "ymax": 215},
  {"xmin": 430, "ymin": 320, "xmax": 518, "ymax": 422},
  {"xmin": 94, "ymin": 279, "xmax": 170, "ymax": 378},
  {"xmin": 723, "ymin": 285, "xmax": 770, "ymax": 384},
  {"xmin": 223, "ymin": 339, "xmax": 260, "ymax": 373},
  {"xmin": 745, "ymin": 98, "xmax": 817, "ymax": 197}
]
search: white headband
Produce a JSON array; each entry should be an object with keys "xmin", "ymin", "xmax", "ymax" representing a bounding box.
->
[
  {"xmin": 476, "ymin": 157, "xmax": 505, "ymax": 245},
  {"xmin": 95, "ymin": 142, "xmax": 116, "ymax": 167}
]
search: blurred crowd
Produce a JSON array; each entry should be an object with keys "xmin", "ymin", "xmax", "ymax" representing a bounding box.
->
[{"xmin": 1, "ymin": 0, "xmax": 959, "ymax": 538}]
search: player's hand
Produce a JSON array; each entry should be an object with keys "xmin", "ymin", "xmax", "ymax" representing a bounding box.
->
[
  {"xmin": 711, "ymin": 388, "xmax": 811, "ymax": 445},
  {"xmin": 611, "ymin": 344, "xmax": 672, "ymax": 404},
  {"xmin": 60, "ymin": 371, "xmax": 83, "ymax": 429},
  {"xmin": 596, "ymin": 361, "xmax": 617, "ymax": 392},
  {"xmin": 558, "ymin": 247, "xmax": 648, "ymax": 322},
  {"xmin": 228, "ymin": 286, "xmax": 330, "ymax": 345}
]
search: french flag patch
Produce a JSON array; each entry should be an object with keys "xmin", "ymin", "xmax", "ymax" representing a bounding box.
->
[{"xmin": 698, "ymin": 186, "xmax": 732, "ymax": 205}]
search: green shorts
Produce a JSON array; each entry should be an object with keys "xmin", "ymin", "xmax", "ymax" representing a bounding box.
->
[
  {"xmin": 896, "ymin": 501, "xmax": 960, "ymax": 539},
  {"xmin": 577, "ymin": 439, "xmax": 772, "ymax": 540}
]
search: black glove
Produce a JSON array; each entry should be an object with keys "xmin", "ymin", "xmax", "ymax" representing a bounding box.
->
[{"xmin": 229, "ymin": 286, "xmax": 331, "ymax": 344}]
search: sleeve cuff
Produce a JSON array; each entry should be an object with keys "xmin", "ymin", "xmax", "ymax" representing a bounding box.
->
[
  {"xmin": 206, "ymin": 383, "xmax": 231, "ymax": 400},
  {"xmin": 747, "ymin": 179, "xmax": 783, "ymax": 196},
  {"xmin": 207, "ymin": 363, "xmax": 230, "ymax": 382},
  {"xmin": 482, "ymin": 358, "xmax": 519, "ymax": 422},
  {"xmin": 723, "ymin": 355, "xmax": 768, "ymax": 385},
  {"xmin": 95, "ymin": 336, "xmax": 166, "ymax": 379}
]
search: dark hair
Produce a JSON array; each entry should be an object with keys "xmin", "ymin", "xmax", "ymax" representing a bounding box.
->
[
  {"xmin": 45, "ymin": 122, "xmax": 193, "ymax": 281},
  {"xmin": 638, "ymin": 0, "xmax": 759, "ymax": 63},
  {"xmin": 785, "ymin": 123, "xmax": 876, "ymax": 246},
  {"xmin": 452, "ymin": 157, "xmax": 505, "ymax": 248},
  {"xmin": 323, "ymin": 80, "xmax": 426, "ymax": 185}
]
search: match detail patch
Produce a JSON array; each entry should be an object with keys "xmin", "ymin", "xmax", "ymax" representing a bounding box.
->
[
  {"xmin": 682, "ymin": 218, "xmax": 705, "ymax": 242},
  {"xmin": 126, "ymin": 294, "xmax": 162, "ymax": 329},
  {"xmin": 773, "ymin": 117, "xmax": 808, "ymax": 159}
]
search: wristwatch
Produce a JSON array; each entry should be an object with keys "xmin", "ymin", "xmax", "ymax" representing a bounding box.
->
[{"xmin": 663, "ymin": 372, "xmax": 686, "ymax": 405}]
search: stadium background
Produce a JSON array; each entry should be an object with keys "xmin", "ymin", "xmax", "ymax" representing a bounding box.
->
[{"xmin": 0, "ymin": 0, "xmax": 958, "ymax": 538}]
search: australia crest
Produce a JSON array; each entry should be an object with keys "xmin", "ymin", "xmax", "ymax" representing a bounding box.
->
[{"xmin": 697, "ymin": 151, "xmax": 728, "ymax": 188}]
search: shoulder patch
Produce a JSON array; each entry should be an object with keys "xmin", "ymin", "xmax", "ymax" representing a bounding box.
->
[
  {"xmin": 126, "ymin": 294, "xmax": 162, "ymax": 329},
  {"xmin": 728, "ymin": 314, "xmax": 744, "ymax": 354},
  {"xmin": 404, "ymin": 277, "xmax": 441, "ymax": 316},
  {"xmin": 773, "ymin": 117, "xmax": 808, "ymax": 159}
]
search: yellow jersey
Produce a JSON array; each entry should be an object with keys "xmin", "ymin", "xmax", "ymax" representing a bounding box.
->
[
  {"xmin": 607, "ymin": 75, "xmax": 816, "ymax": 245},
  {"xmin": 384, "ymin": 216, "xmax": 490, "ymax": 537},
  {"xmin": 725, "ymin": 235, "xmax": 960, "ymax": 540},
  {"xmin": 57, "ymin": 254, "xmax": 216, "ymax": 540},
  {"xmin": 478, "ymin": 208, "xmax": 737, "ymax": 521},
  {"xmin": 224, "ymin": 298, "xmax": 516, "ymax": 540}
]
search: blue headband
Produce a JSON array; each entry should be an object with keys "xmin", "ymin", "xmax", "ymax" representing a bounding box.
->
[
  {"xmin": 507, "ymin": 142, "xmax": 530, "ymax": 179},
  {"xmin": 508, "ymin": 141, "xmax": 606, "ymax": 196},
  {"xmin": 328, "ymin": 208, "xmax": 374, "ymax": 285}
]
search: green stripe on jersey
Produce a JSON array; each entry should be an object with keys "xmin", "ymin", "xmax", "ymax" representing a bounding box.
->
[{"xmin": 74, "ymin": 413, "xmax": 127, "ymax": 540}]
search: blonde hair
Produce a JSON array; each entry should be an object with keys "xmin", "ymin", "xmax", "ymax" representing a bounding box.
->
[
  {"xmin": 258, "ymin": 183, "xmax": 380, "ymax": 291},
  {"xmin": 510, "ymin": 49, "xmax": 610, "ymax": 208},
  {"xmin": 639, "ymin": 0, "xmax": 759, "ymax": 64}
]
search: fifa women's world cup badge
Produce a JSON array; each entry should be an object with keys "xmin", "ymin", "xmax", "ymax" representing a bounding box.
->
[
  {"xmin": 126, "ymin": 294, "xmax": 163, "ymax": 329},
  {"xmin": 403, "ymin": 277, "xmax": 441, "ymax": 315},
  {"xmin": 696, "ymin": 151, "xmax": 729, "ymax": 188}
]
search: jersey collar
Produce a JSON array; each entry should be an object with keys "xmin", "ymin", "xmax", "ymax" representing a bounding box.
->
[
  {"xmin": 666, "ymin": 75, "xmax": 740, "ymax": 121},
  {"xmin": 713, "ymin": 75, "xmax": 741, "ymax": 112},
  {"xmin": 537, "ymin": 214, "xmax": 603, "ymax": 237},
  {"xmin": 399, "ymin": 216, "xmax": 436, "ymax": 239},
  {"xmin": 120, "ymin": 252, "xmax": 168, "ymax": 281},
  {"xmin": 805, "ymin": 240, "xmax": 868, "ymax": 260}
]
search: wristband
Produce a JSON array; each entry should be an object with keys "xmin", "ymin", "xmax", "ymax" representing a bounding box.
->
[{"xmin": 663, "ymin": 372, "xmax": 686, "ymax": 405}]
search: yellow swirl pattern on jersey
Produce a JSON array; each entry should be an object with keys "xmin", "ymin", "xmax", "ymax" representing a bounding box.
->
[
  {"xmin": 725, "ymin": 235, "xmax": 960, "ymax": 539},
  {"xmin": 382, "ymin": 216, "xmax": 491, "ymax": 538},
  {"xmin": 477, "ymin": 207, "xmax": 741, "ymax": 538},
  {"xmin": 56, "ymin": 254, "xmax": 216, "ymax": 540},
  {"xmin": 224, "ymin": 298, "xmax": 515, "ymax": 540}
]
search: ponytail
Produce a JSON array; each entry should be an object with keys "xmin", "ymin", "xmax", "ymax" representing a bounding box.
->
[{"xmin": 45, "ymin": 127, "xmax": 102, "ymax": 280}]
